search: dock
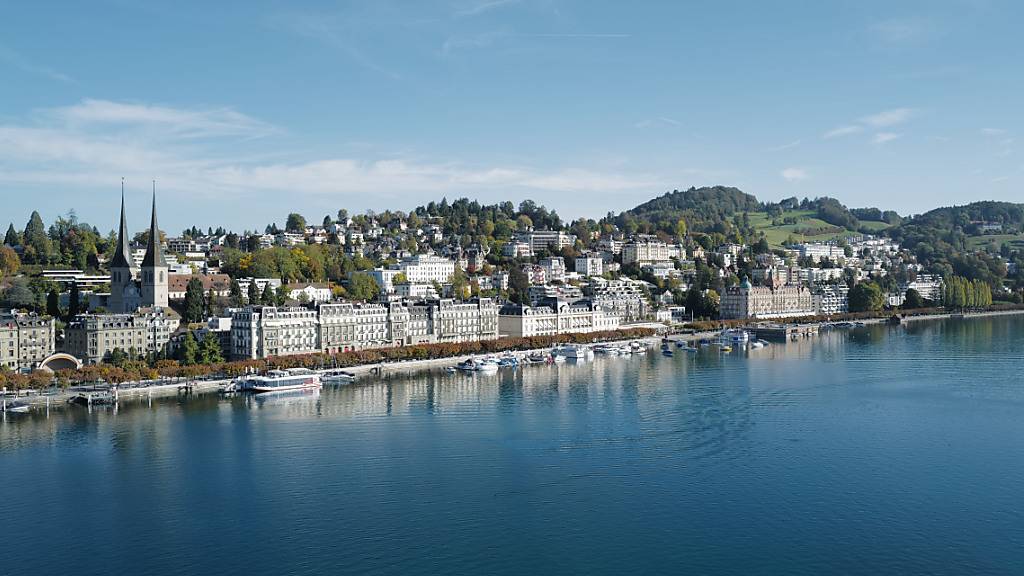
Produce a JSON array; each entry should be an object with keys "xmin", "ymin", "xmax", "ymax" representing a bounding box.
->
[{"xmin": 747, "ymin": 324, "xmax": 819, "ymax": 342}]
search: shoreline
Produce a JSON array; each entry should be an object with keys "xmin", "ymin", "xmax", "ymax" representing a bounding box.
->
[{"xmin": 6, "ymin": 307, "xmax": 1024, "ymax": 412}]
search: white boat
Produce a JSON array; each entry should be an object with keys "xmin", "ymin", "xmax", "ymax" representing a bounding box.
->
[
  {"xmin": 721, "ymin": 329, "xmax": 750, "ymax": 345},
  {"xmin": 456, "ymin": 358, "xmax": 500, "ymax": 372},
  {"xmin": 629, "ymin": 341, "xmax": 647, "ymax": 354},
  {"xmin": 320, "ymin": 369, "xmax": 357, "ymax": 384},
  {"xmin": 749, "ymin": 340, "xmax": 767, "ymax": 349},
  {"xmin": 234, "ymin": 368, "xmax": 322, "ymax": 393},
  {"xmin": 1, "ymin": 399, "xmax": 30, "ymax": 413},
  {"xmin": 552, "ymin": 344, "xmax": 593, "ymax": 360}
]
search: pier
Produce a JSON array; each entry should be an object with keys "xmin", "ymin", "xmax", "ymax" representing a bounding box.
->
[{"xmin": 747, "ymin": 324, "xmax": 819, "ymax": 342}]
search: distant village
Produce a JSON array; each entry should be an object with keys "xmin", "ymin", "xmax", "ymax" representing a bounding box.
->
[{"xmin": 0, "ymin": 191, "xmax": 1017, "ymax": 374}]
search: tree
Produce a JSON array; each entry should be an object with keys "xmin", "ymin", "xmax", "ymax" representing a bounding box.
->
[
  {"xmin": 0, "ymin": 245, "xmax": 20, "ymax": 276},
  {"xmin": 69, "ymin": 282, "xmax": 81, "ymax": 316},
  {"xmin": 903, "ymin": 288, "xmax": 924, "ymax": 309},
  {"xmin": 199, "ymin": 333, "xmax": 224, "ymax": 364},
  {"xmin": 1, "ymin": 279, "xmax": 35, "ymax": 309},
  {"xmin": 178, "ymin": 332, "xmax": 199, "ymax": 365},
  {"xmin": 247, "ymin": 280, "xmax": 260, "ymax": 305},
  {"xmin": 3, "ymin": 224, "xmax": 19, "ymax": 247},
  {"xmin": 849, "ymin": 282, "xmax": 884, "ymax": 312},
  {"xmin": 22, "ymin": 211, "xmax": 51, "ymax": 264},
  {"xmin": 346, "ymin": 272, "xmax": 380, "ymax": 301},
  {"xmin": 675, "ymin": 217, "xmax": 687, "ymax": 240},
  {"xmin": 508, "ymin": 265, "xmax": 530, "ymax": 304},
  {"xmin": 285, "ymin": 213, "xmax": 307, "ymax": 233},
  {"xmin": 46, "ymin": 289, "xmax": 60, "ymax": 317},
  {"xmin": 449, "ymin": 265, "xmax": 469, "ymax": 300},
  {"xmin": 261, "ymin": 283, "xmax": 276, "ymax": 306},
  {"xmin": 229, "ymin": 279, "xmax": 244, "ymax": 307},
  {"xmin": 183, "ymin": 277, "xmax": 206, "ymax": 323}
]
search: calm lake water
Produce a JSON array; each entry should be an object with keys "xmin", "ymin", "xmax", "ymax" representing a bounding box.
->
[{"xmin": 3, "ymin": 315, "xmax": 1024, "ymax": 576}]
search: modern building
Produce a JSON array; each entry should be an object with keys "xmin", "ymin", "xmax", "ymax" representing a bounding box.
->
[
  {"xmin": 812, "ymin": 284, "xmax": 850, "ymax": 316},
  {"xmin": 515, "ymin": 230, "xmax": 575, "ymax": 253},
  {"xmin": 0, "ymin": 311, "xmax": 56, "ymax": 371},
  {"xmin": 574, "ymin": 255, "xmax": 604, "ymax": 277},
  {"xmin": 622, "ymin": 238, "xmax": 681, "ymax": 266},
  {"xmin": 584, "ymin": 278, "xmax": 649, "ymax": 322}
]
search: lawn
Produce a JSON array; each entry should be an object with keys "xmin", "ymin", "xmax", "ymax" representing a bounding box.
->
[
  {"xmin": 965, "ymin": 233, "xmax": 1024, "ymax": 251},
  {"xmin": 746, "ymin": 210, "xmax": 886, "ymax": 248}
]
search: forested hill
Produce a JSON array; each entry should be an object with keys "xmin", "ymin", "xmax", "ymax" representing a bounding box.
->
[
  {"xmin": 624, "ymin": 186, "xmax": 761, "ymax": 229},
  {"xmin": 900, "ymin": 201, "xmax": 1024, "ymax": 233}
]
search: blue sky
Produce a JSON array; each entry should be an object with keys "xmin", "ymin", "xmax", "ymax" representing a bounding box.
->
[{"xmin": 0, "ymin": 0, "xmax": 1020, "ymax": 234}]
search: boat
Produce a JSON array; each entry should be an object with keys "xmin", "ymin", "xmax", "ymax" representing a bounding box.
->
[
  {"xmin": 233, "ymin": 368, "xmax": 322, "ymax": 393},
  {"xmin": 525, "ymin": 352, "xmax": 549, "ymax": 364},
  {"xmin": 719, "ymin": 345, "xmax": 733, "ymax": 353},
  {"xmin": 444, "ymin": 366, "xmax": 458, "ymax": 374},
  {"xmin": 321, "ymin": 369, "xmax": 357, "ymax": 385},
  {"xmin": 1, "ymin": 399, "xmax": 30, "ymax": 413},
  {"xmin": 629, "ymin": 341, "xmax": 646, "ymax": 354},
  {"xmin": 721, "ymin": 329, "xmax": 750, "ymax": 344},
  {"xmin": 552, "ymin": 344, "xmax": 593, "ymax": 360},
  {"xmin": 456, "ymin": 358, "xmax": 500, "ymax": 372},
  {"xmin": 887, "ymin": 314, "xmax": 903, "ymax": 325},
  {"xmin": 68, "ymin": 392, "xmax": 115, "ymax": 406},
  {"xmin": 497, "ymin": 354, "xmax": 520, "ymax": 368},
  {"xmin": 661, "ymin": 348, "xmax": 674, "ymax": 357},
  {"xmin": 749, "ymin": 340, "xmax": 766, "ymax": 349}
]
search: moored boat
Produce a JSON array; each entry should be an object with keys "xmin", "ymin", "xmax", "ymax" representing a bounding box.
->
[{"xmin": 234, "ymin": 368, "xmax": 322, "ymax": 393}]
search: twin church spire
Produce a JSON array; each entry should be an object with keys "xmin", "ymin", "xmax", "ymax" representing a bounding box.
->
[{"xmin": 109, "ymin": 179, "xmax": 169, "ymax": 313}]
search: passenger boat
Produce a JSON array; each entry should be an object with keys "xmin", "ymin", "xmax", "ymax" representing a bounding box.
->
[
  {"xmin": 234, "ymin": 368, "xmax": 322, "ymax": 393},
  {"xmin": 629, "ymin": 341, "xmax": 646, "ymax": 354},
  {"xmin": 1, "ymin": 399, "xmax": 30, "ymax": 413}
]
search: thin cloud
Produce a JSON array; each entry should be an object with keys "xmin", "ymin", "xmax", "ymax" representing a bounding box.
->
[
  {"xmin": 823, "ymin": 125, "xmax": 863, "ymax": 139},
  {"xmin": 634, "ymin": 117, "xmax": 681, "ymax": 129},
  {"xmin": 453, "ymin": 0, "xmax": 520, "ymax": 18},
  {"xmin": 981, "ymin": 128, "xmax": 1007, "ymax": 136},
  {"xmin": 766, "ymin": 139, "xmax": 802, "ymax": 152},
  {"xmin": 781, "ymin": 167, "xmax": 809, "ymax": 182},
  {"xmin": 869, "ymin": 18, "xmax": 939, "ymax": 46},
  {"xmin": 860, "ymin": 108, "xmax": 915, "ymax": 128},
  {"xmin": 873, "ymin": 132, "xmax": 901, "ymax": 144},
  {"xmin": 0, "ymin": 43, "xmax": 74, "ymax": 83}
]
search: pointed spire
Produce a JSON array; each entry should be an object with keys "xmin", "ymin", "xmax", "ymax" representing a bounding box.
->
[
  {"xmin": 110, "ymin": 177, "xmax": 134, "ymax": 269},
  {"xmin": 141, "ymin": 180, "xmax": 167, "ymax": 268}
]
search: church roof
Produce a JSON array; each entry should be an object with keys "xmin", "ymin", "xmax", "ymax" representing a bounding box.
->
[
  {"xmin": 141, "ymin": 191, "xmax": 167, "ymax": 268},
  {"xmin": 110, "ymin": 189, "xmax": 134, "ymax": 270}
]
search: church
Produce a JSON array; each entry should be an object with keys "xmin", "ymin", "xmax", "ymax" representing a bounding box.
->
[{"xmin": 108, "ymin": 191, "xmax": 170, "ymax": 314}]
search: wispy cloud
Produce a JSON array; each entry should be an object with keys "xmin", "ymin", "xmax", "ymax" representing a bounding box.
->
[
  {"xmin": 0, "ymin": 43, "xmax": 74, "ymax": 83},
  {"xmin": 824, "ymin": 108, "xmax": 916, "ymax": 140},
  {"xmin": 823, "ymin": 125, "xmax": 864, "ymax": 139},
  {"xmin": 860, "ymin": 108, "xmax": 915, "ymax": 128},
  {"xmin": 981, "ymin": 128, "xmax": 1007, "ymax": 136},
  {"xmin": 766, "ymin": 139, "xmax": 802, "ymax": 152},
  {"xmin": 780, "ymin": 167, "xmax": 809, "ymax": 182},
  {"xmin": 869, "ymin": 18, "xmax": 939, "ymax": 46},
  {"xmin": 634, "ymin": 117, "xmax": 681, "ymax": 129},
  {"xmin": 453, "ymin": 0, "xmax": 520, "ymax": 18},
  {"xmin": 872, "ymin": 132, "xmax": 901, "ymax": 144},
  {"xmin": 0, "ymin": 99, "xmax": 663, "ymax": 213}
]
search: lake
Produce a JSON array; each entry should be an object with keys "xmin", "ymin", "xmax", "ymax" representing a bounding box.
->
[{"xmin": 3, "ymin": 315, "xmax": 1024, "ymax": 575}]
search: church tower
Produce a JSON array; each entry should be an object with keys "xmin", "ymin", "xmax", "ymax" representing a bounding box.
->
[
  {"xmin": 140, "ymin": 185, "xmax": 169, "ymax": 309},
  {"xmin": 108, "ymin": 182, "xmax": 139, "ymax": 313}
]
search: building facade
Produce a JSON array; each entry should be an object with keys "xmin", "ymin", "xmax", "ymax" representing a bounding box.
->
[
  {"xmin": 229, "ymin": 306, "xmax": 319, "ymax": 360},
  {"xmin": 498, "ymin": 299, "xmax": 620, "ymax": 338},
  {"xmin": 0, "ymin": 311, "xmax": 56, "ymax": 371},
  {"xmin": 720, "ymin": 279, "xmax": 816, "ymax": 320}
]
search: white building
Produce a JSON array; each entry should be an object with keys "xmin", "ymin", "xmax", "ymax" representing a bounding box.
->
[
  {"xmin": 720, "ymin": 279, "xmax": 816, "ymax": 320},
  {"xmin": 574, "ymin": 255, "xmax": 604, "ymax": 277},
  {"xmin": 498, "ymin": 299, "xmax": 620, "ymax": 338},
  {"xmin": 622, "ymin": 238, "xmax": 681, "ymax": 265},
  {"xmin": 515, "ymin": 230, "xmax": 575, "ymax": 253},
  {"xmin": 813, "ymin": 284, "xmax": 849, "ymax": 315},
  {"xmin": 288, "ymin": 283, "xmax": 333, "ymax": 304},
  {"xmin": 538, "ymin": 257, "xmax": 566, "ymax": 282},
  {"xmin": 230, "ymin": 306, "xmax": 319, "ymax": 360}
]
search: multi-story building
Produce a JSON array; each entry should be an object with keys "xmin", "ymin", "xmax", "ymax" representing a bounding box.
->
[
  {"xmin": 64, "ymin": 308, "xmax": 180, "ymax": 365},
  {"xmin": 0, "ymin": 311, "xmax": 56, "ymax": 371},
  {"xmin": 622, "ymin": 238, "xmax": 680, "ymax": 266},
  {"xmin": 720, "ymin": 279, "xmax": 816, "ymax": 320},
  {"xmin": 429, "ymin": 298, "xmax": 499, "ymax": 343},
  {"xmin": 538, "ymin": 257, "xmax": 566, "ymax": 282},
  {"xmin": 797, "ymin": 243, "xmax": 845, "ymax": 262},
  {"xmin": 813, "ymin": 285, "xmax": 850, "ymax": 316},
  {"xmin": 501, "ymin": 240, "xmax": 533, "ymax": 259},
  {"xmin": 515, "ymin": 230, "xmax": 575, "ymax": 253},
  {"xmin": 904, "ymin": 274, "xmax": 944, "ymax": 302},
  {"xmin": 584, "ymin": 278, "xmax": 649, "ymax": 322},
  {"xmin": 167, "ymin": 273, "xmax": 232, "ymax": 301},
  {"xmin": 370, "ymin": 254, "xmax": 457, "ymax": 293},
  {"xmin": 498, "ymin": 299, "xmax": 620, "ymax": 338},
  {"xmin": 317, "ymin": 302, "xmax": 392, "ymax": 353},
  {"xmin": 230, "ymin": 306, "xmax": 319, "ymax": 360},
  {"xmin": 574, "ymin": 255, "xmax": 604, "ymax": 277},
  {"xmin": 288, "ymin": 283, "xmax": 333, "ymax": 304}
]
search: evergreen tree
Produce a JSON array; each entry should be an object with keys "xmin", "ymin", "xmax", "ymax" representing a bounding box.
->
[
  {"xmin": 229, "ymin": 279, "xmax": 244, "ymax": 307},
  {"xmin": 3, "ymin": 223, "xmax": 19, "ymax": 246},
  {"xmin": 903, "ymin": 288, "xmax": 924, "ymax": 309},
  {"xmin": 22, "ymin": 211, "xmax": 51, "ymax": 264},
  {"xmin": 183, "ymin": 277, "xmax": 206, "ymax": 323},
  {"xmin": 178, "ymin": 332, "xmax": 199, "ymax": 365},
  {"xmin": 199, "ymin": 333, "xmax": 224, "ymax": 364},
  {"xmin": 261, "ymin": 283, "xmax": 276, "ymax": 306},
  {"xmin": 46, "ymin": 289, "xmax": 60, "ymax": 317},
  {"xmin": 247, "ymin": 280, "xmax": 260, "ymax": 304},
  {"xmin": 69, "ymin": 282, "xmax": 81, "ymax": 316}
]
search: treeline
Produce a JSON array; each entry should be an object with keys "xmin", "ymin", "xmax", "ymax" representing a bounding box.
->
[
  {"xmin": 941, "ymin": 276, "xmax": 993, "ymax": 309},
  {"xmin": 0, "ymin": 328, "xmax": 656, "ymax": 390}
]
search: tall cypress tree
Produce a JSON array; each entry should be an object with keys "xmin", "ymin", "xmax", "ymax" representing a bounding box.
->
[
  {"xmin": 3, "ymin": 223, "xmax": 19, "ymax": 246},
  {"xmin": 183, "ymin": 277, "xmax": 206, "ymax": 323},
  {"xmin": 23, "ymin": 211, "xmax": 51, "ymax": 264},
  {"xmin": 69, "ymin": 282, "xmax": 81, "ymax": 316},
  {"xmin": 247, "ymin": 280, "xmax": 260, "ymax": 305},
  {"xmin": 229, "ymin": 279, "xmax": 244, "ymax": 307}
]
